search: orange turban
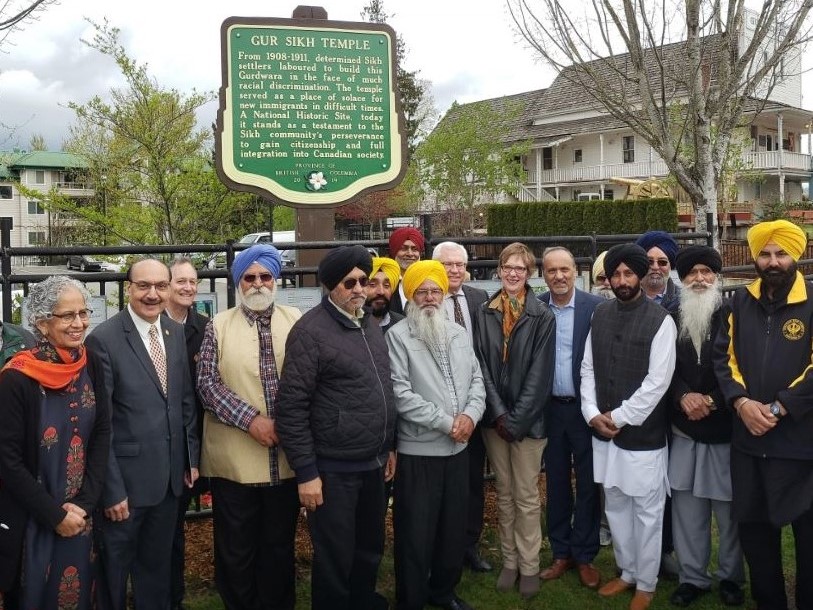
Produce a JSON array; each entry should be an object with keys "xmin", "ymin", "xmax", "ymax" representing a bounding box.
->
[
  {"xmin": 402, "ymin": 260, "xmax": 449, "ymax": 300},
  {"xmin": 369, "ymin": 257, "xmax": 401, "ymax": 290},
  {"xmin": 747, "ymin": 220, "xmax": 807, "ymax": 261}
]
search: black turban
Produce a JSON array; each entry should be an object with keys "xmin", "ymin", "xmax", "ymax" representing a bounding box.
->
[
  {"xmin": 318, "ymin": 245, "xmax": 373, "ymax": 290},
  {"xmin": 636, "ymin": 230, "xmax": 678, "ymax": 267},
  {"xmin": 604, "ymin": 244, "xmax": 650, "ymax": 280},
  {"xmin": 675, "ymin": 245, "xmax": 722, "ymax": 280}
]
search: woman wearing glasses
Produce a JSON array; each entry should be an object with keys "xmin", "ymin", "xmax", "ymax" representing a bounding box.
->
[
  {"xmin": 474, "ymin": 242, "xmax": 556, "ymax": 600},
  {"xmin": 0, "ymin": 276, "xmax": 110, "ymax": 610}
]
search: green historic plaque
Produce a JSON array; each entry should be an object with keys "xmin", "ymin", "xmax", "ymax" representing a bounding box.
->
[{"xmin": 216, "ymin": 16, "xmax": 407, "ymax": 207}]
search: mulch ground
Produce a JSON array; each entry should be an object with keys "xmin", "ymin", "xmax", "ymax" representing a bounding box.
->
[{"xmin": 183, "ymin": 478, "xmax": 533, "ymax": 589}]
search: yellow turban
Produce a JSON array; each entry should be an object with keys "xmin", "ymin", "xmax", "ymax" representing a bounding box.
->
[
  {"xmin": 747, "ymin": 220, "xmax": 807, "ymax": 261},
  {"xmin": 592, "ymin": 251, "xmax": 608, "ymax": 283},
  {"xmin": 369, "ymin": 257, "xmax": 401, "ymax": 291},
  {"xmin": 402, "ymin": 260, "xmax": 449, "ymax": 300}
]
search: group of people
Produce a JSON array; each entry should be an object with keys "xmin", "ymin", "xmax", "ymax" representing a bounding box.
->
[{"xmin": 0, "ymin": 221, "xmax": 811, "ymax": 610}]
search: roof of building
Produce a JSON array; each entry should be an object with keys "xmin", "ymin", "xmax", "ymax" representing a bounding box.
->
[
  {"xmin": 437, "ymin": 31, "xmax": 811, "ymax": 148},
  {"xmin": 0, "ymin": 150, "xmax": 88, "ymax": 172}
]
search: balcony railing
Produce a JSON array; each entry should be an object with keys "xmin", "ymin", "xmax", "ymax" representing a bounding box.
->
[{"xmin": 526, "ymin": 150, "xmax": 812, "ymax": 186}]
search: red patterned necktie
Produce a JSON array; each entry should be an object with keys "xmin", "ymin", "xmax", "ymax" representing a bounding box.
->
[
  {"xmin": 148, "ymin": 324, "xmax": 168, "ymax": 394},
  {"xmin": 451, "ymin": 294, "xmax": 466, "ymax": 329}
]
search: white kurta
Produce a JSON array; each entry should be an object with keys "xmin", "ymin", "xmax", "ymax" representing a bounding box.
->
[{"xmin": 580, "ymin": 314, "xmax": 677, "ymax": 591}]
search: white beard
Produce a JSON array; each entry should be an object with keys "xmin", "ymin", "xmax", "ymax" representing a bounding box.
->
[
  {"xmin": 678, "ymin": 279, "xmax": 722, "ymax": 359},
  {"xmin": 240, "ymin": 284, "xmax": 277, "ymax": 311},
  {"xmin": 406, "ymin": 302, "xmax": 447, "ymax": 347},
  {"xmin": 591, "ymin": 285, "xmax": 615, "ymax": 300}
]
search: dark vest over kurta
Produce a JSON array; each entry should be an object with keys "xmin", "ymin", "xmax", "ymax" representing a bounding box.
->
[{"xmin": 590, "ymin": 294, "xmax": 669, "ymax": 450}]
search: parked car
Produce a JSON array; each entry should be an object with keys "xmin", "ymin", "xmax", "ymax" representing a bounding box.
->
[{"xmin": 67, "ymin": 254, "xmax": 103, "ymax": 272}]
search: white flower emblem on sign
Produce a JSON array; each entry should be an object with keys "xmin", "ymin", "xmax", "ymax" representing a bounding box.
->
[{"xmin": 306, "ymin": 171, "xmax": 328, "ymax": 191}]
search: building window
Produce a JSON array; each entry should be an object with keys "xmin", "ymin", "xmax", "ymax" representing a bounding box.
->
[
  {"xmin": 622, "ymin": 136, "xmax": 635, "ymax": 163},
  {"xmin": 542, "ymin": 147, "xmax": 553, "ymax": 170},
  {"xmin": 28, "ymin": 200, "xmax": 46, "ymax": 215},
  {"xmin": 0, "ymin": 185, "xmax": 11, "ymax": 199},
  {"xmin": 34, "ymin": 170, "xmax": 46, "ymax": 185},
  {"xmin": 604, "ymin": 189, "xmax": 614, "ymax": 200},
  {"xmin": 573, "ymin": 149, "xmax": 583, "ymax": 163},
  {"xmin": 28, "ymin": 231, "xmax": 46, "ymax": 245}
]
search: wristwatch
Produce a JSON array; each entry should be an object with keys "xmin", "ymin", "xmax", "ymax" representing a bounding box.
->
[{"xmin": 769, "ymin": 402, "xmax": 783, "ymax": 418}]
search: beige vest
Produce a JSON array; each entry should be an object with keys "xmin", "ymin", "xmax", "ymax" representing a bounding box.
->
[{"xmin": 201, "ymin": 305, "xmax": 301, "ymax": 483}]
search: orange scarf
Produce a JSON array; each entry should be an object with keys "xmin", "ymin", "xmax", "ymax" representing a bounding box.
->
[
  {"xmin": 499, "ymin": 288, "xmax": 526, "ymax": 361},
  {"xmin": 2, "ymin": 343, "xmax": 87, "ymax": 389}
]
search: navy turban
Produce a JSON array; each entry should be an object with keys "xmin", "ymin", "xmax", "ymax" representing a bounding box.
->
[
  {"xmin": 231, "ymin": 244, "xmax": 282, "ymax": 285},
  {"xmin": 319, "ymin": 245, "xmax": 373, "ymax": 290},
  {"xmin": 604, "ymin": 244, "xmax": 650, "ymax": 279},
  {"xmin": 636, "ymin": 230, "xmax": 678, "ymax": 267},
  {"xmin": 675, "ymin": 245, "xmax": 722, "ymax": 280}
]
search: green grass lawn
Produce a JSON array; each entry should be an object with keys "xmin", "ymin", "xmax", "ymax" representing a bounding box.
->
[{"xmin": 184, "ymin": 517, "xmax": 797, "ymax": 609}]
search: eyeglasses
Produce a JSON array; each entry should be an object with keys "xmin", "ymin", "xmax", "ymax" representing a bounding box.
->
[
  {"xmin": 648, "ymin": 258, "xmax": 670, "ymax": 268},
  {"xmin": 342, "ymin": 276, "xmax": 369, "ymax": 289},
  {"xmin": 501, "ymin": 265, "xmax": 528, "ymax": 275},
  {"xmin": 47, "ymin": 309, "xmax": 93, "ymax": 323},
  {"xmin": 132, "ymin": 281, "xmax": 170, "ymax": 292},
  {"xmin": 413, "ymin": 288, "xmax": 444, "ymax": 298},
  {"xmin": 242, "ymin": 273, "xmax": 275, "ymax": 284},
  {"xmin": 442, "ymin": 261, "xmax": 466, "ymax": 269}
]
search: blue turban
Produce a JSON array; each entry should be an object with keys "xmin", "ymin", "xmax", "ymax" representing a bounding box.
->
[
  {"xmin": 635, "ymin": 230, "xmax": 678, "ymax": 267},
  {"xmin": 231, "ymin": 244, "xmax": 282, "ymax": 284}
]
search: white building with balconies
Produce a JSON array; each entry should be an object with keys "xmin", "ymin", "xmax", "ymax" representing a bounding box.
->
[
  {"xmin": 434, "ymin": 14, "xmax": 812, "ymax": 221},
  {"xmin": 0, "ymin": 151, "xmax": 93, "ymax": 248}
]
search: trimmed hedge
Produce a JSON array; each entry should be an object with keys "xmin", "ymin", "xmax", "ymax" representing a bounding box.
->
[{"xmin": 487, "ymin": 198, "xmax": 677, "ymax": 236}]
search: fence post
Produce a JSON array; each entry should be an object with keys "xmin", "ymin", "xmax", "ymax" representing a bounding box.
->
[
  {"xmin": 1, "ymin": 217, "xmax": 12, "ymax": 323},
  {"xmin": 421, "ymin": 213, "xmax": 433, "ymax": 259}
]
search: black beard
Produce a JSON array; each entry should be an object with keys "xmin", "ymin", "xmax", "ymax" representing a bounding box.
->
[
  {"xmin": 757, "ymin": 262, "xmax": 796, "ymax": 294},
  {"xmin": 612, "ymin": 283, "xmax": 642, "ymax": 302},
  {"xmin": 367, "ymin": 297, "xmax": 390, "ymax": 318}
]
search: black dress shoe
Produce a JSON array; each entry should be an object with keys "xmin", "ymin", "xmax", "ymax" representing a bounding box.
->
[
  {"xmin": 719, "ymin": 580, "xmax": 744, "ymax": 606},
  {"xmin": 463, "ymin": 548, "xmax": 492, "ymax": 572},
  {"xmin": 430, "ymin": 595, "xmax": 475, "ymax": 610},
  {"xmin": 669, "ymin": 582, "xmax": 707, "ymax": 607}
]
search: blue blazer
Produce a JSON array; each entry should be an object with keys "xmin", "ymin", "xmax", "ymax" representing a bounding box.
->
[
  {"xmin": 85, "ymin": 308, "xmax": 199, "ymax": 509},
  {"xmin": 539, "ymin": 289, "xmax": 603, "ymax": 401}
]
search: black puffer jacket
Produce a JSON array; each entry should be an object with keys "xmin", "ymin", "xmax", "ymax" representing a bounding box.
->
[
  {"xmin": 277, "ymin": 297, "xmax": 396, "ymax": 483},
  {"xmin": 474, "ymin": 288, "xmax": 556, "ymax": 440}
]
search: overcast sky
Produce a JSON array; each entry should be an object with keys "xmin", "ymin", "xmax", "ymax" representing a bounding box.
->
[{"xmin": 0, "ymin": 0, "xmax": 555, "ymax": 151}]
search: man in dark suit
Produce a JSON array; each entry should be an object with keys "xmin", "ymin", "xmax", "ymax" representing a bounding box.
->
[
  {"xmin": 86, "ymin": 258, "xmax": 199, "ymax": 610},
  {"xmin": 538, "ymin": 246, "xmax": 604, "ymax": 589},
  {"xmin": 433, "ymin": 241, "xmax": 491, "ymax": 572},
  {"xmin": 164, "ymin": 257, "xmax": 209, "ymax": 610}
]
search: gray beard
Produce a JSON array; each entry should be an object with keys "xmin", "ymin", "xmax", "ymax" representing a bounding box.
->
[
  {"xmin": 678, "ymin": 281, "xmax": 722, "ymax": 358},
  {"xmin": 406, "ymin": 302, "xmax": 447, "ymax": 348},
  {"xmin": 642, "ymin": 271, "xmax": 666, "ymax": 294},
  {"xmin": 591, "ymin": 285, "xmax": 615, "ymax": 300},
  {"xmin": 240, "ymin": 285, "xmax": 276, "ymax": 311}
]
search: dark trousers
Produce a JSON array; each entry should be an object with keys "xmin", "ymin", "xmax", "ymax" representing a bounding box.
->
[
  {"xmin": 464, "ymin": 425, "xmax": 487, "ymax": 550},
  {"xmin": 170, "ymin": 477, "xmax": 209, "ymax": 607},
  {"xmin": 210, "ymin": 477, "xmax": 300, "ymax": 610},
  {"xmin": 308, "ymin": 468, "xmax": 388, "ymax": 610},
  {"xmin": 544, "ymin": 398, "xmax": 600, "ymax": 563},
  {"xmin": 739, "ymin": 511, "xmax": 813, "ymax": 610},
  {"xmin": 394, "ymin": 451, "xmax": 468, "ymax": 610},
  {"xmin": 97, "ymin": 491, "xmax": 179, "ymax": 610}
]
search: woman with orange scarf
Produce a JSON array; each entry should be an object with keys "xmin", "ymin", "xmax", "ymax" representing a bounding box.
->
[
  {"xmin": 474, "ymin": 242, "xmax": 557, "ymax": 600},
  {"xmin": 0, "ymin": 276, "xmax": 110, "ymax": 610}
]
